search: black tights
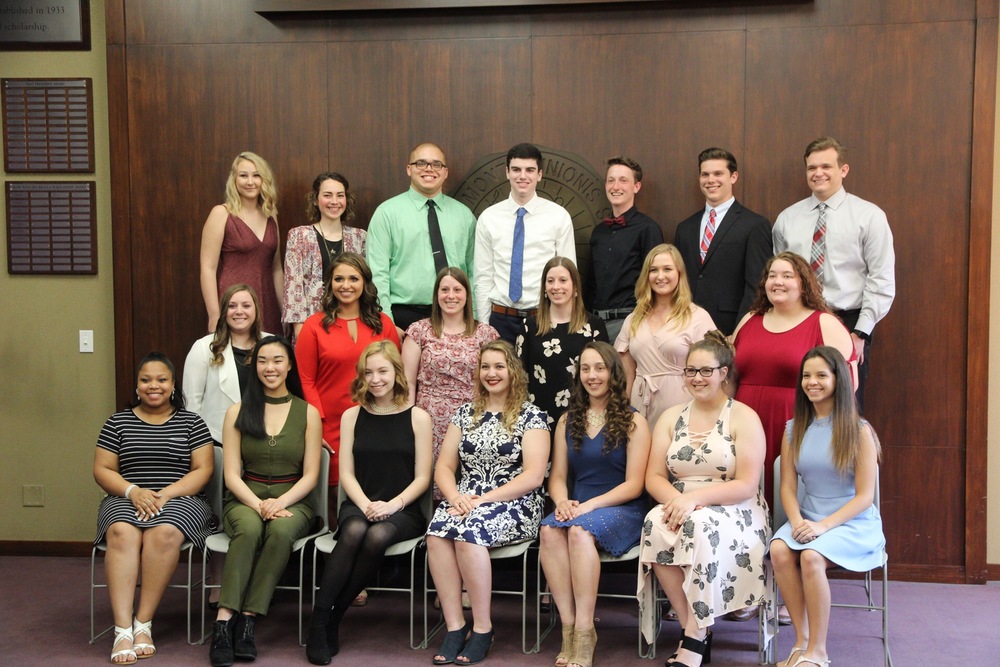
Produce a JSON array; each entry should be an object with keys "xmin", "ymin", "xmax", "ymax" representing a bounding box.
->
[{"xmin": 314, "ymin": 515, "xmax": 401, "ymax": 616}]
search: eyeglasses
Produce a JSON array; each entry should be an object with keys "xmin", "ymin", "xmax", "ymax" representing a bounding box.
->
[
  {"xmin": 682, "ymin": 366, "xmax": 723, "ymax": 378},
  {"xmin": 409, "ymin": 160, "xmax": 447, "ymax": 172}
]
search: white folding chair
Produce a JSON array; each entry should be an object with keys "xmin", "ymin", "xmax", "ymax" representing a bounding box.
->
[
  {"xmin": 767, "ymin": 447, "xmax": 892, "ymax": 667},
  {"xmin": 200, "ymin": 446, "xmax": 330, "ymax": 645},
  {"xmin": 312, "ymin": 485, "xmax": 433, "ymax": 649}
]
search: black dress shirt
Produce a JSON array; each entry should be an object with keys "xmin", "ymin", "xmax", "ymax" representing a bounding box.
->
[{"xmin": 585, "ymin": 206, "xmax": 664, "ymax": 311}]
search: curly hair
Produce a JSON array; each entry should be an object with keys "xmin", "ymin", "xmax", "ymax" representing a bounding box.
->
[
  {"xmin": 209, "ymin": 283, "xmax": 264, "ymax": 367},
  {"xmin": 630, "ymin": 244, "xmax": 694, "ymax": 336},
  {"xmin": 224, "ymin": 151, "xmax": 278, "ymax": 219},
  {"xmin": 350, "ymin": 340, "xmax": 409, "ymax": 405},
  {"xmin": 319, "ymin": 252, "xmax": 384, "ymax": 334},
  {"xmin": 748, "ymin": 252, "xmax": 830, "ymax": 315},
  {"xmin": 305, "ymin": 171, "xmax": 356, "ymax": 224},
  {"xmin": 565, "ymin": 341, "xmax": 634, "ymax": 453},
  {"xmin": 471, "ymin": 340, "xmax": 529, "ymax": 433},
  {"xmin": 536, "ymin": 256, "xmax": 587, "ymax": 337}
]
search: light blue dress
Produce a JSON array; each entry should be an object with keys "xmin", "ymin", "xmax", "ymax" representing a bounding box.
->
[{"xmin": 770, "ymin": 417, "xmax": 885, "ymax": 570}]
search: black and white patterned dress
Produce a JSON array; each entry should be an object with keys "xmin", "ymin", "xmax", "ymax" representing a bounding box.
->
[
  {"xmin": 426, "ymin": 402, "xmax": 549, "ymax": 547},
  {"xmin": 94, "ymin": 408, "xmax": 215, "ymax": 549},
  {"xmin": 637, "ymin": 399, "xmax": 771, "ymax": 640}
]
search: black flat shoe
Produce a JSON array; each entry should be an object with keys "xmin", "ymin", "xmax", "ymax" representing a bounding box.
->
[
  {"xmin": 456, "ymin": 629, "xmax": 494, "ymax": 665},
  {"xmin": 432, "ymin": 622, "xmax": 471, "ymax": 665}
]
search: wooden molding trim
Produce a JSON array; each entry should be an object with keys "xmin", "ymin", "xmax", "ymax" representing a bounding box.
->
[
  {"xmin": 987, "ymin": 564, "xmax": 1000, "ymax": 580},
  {"xmin": 0, "ymin": 541, "xmax": 92, "ymax": 557}
]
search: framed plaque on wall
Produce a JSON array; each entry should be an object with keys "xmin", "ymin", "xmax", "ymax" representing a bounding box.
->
[
  {"xmin": 0, "ymin": 0, "xmax": 91, "ymax": 51},
  {"xmin": 6, "ymin": 181, "xmax": 97, "ymax": 275},
  {"xmin": 2, "ymin": 78, "xmax": 94, "ymax": 173}
]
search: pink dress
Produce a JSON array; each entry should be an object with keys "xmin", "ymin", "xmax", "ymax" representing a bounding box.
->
[
  {"xmin": 404, "ymin": 319, "xmax": 499, "ymax": 499},
  {"xmin": 614, "ymin": 305, "xmax": 715, "ymax": 430},
  {"xmin": 217, "ymin": 213, "xmax": 282, "ymax": 335}
]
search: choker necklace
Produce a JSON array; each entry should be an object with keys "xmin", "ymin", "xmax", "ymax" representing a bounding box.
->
[
  {"xmin": 264, "ymin": 394, "xmax": 292, "ymax": 404},
  {"xmin": 586, "ymin": 409, "xmax": 607, "ymax": 429},
  {"xmin": 368, "ymin": 400, "xmax": 400, "ymax": 414}
]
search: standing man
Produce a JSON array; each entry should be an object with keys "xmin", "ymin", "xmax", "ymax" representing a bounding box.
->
[
  {"xmin": 773, "ymin": 137, "xmax": 895, "ymax": 411},
  {"xmin": 586, "ymin": 156, "xmax": 664, "ymax": 342},
  {"xmin": 474, "ymin": 142, "xmax": 576, "ymax": 343},
  {"xmin": 366, "ymin": 142, "xmax": 477, "ymax": 331},
  {"xmin": 674, "ymin": 147, "xmax": 772, "ymax": 336}
]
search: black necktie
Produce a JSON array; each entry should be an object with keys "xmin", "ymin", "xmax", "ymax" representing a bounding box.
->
[{"xmin": 427, "ymin": 199, "xmax": 448, "ymax": 274}]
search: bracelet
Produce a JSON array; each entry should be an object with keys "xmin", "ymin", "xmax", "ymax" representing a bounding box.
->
[
  {"xmin": 124, "ymin": 484, "xmax": 137, "ymax": 500},
  {"xmin": 398, "ymin": 496, "xmax": 405, "ymax": 511}
]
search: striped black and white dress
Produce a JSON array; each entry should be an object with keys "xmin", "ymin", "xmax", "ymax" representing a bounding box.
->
[{"xmin": 94, "ymin": 408, "xmax": 215, "ymax": 549}]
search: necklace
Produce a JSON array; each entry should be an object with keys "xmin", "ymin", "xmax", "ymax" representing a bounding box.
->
[
  {"xmin": 368, "ymin": 400, "xmax": 400, "ymax": 414},
  {"xmin": 315, "ymin": 223, "xmax": 343, "ymax": 263},
  {"xmin": 586, "ymin": 408, "xmax": 607, "ymax": 429},
  {"xmin": 264, "ymin": 394, "xmax": 292, "ymax": 404}
]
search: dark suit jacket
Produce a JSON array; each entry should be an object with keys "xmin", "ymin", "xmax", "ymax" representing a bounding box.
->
[{"xmin": 673, "ymin": 200, "xmax": 772, "ymax": 335}]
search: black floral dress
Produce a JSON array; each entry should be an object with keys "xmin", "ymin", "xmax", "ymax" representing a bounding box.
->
[
  {"xmin": 426, "ymin": 402, "xmax": 549, "ymax": 546},
  {"xmin": 637, "ymin": 399, "xmax": 771, "ymax": 640}
]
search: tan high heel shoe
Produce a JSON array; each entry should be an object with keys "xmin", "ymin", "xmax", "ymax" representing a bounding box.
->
[
  {"xmin": 569, "ymin": 627, "xmax": 597, "ymax": 667},
  {"xmin": 554, "ymin": 624, "xmax": 575, "ymax": 666}
]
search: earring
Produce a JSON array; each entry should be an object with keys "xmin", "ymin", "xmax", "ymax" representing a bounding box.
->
[
  {"xmin": 171, "ymin": 388, "xmax": 176, "ymax": 399},
  {"xmin": 134, "ymin": 389, "xmax": 139, "ymax": 401}
]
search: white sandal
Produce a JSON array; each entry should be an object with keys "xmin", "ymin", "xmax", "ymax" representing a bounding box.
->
[
  {"xmin": 132, "ymin": 618, "xmax": 156, "ymax": 659},
  {"xmin": 110, "ymin": 625, "xmax": 137, "ymax": 664}
]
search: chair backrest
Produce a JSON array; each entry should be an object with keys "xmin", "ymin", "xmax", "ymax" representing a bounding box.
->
[
  {"xmin": 208, "ymin": 445, "xmax": 225, "ymax": 520},
  {"xmin": 305, "ymin": 447, "xmax": 331, "ymax": 533}
]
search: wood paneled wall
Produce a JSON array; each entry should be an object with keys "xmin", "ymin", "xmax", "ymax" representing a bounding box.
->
[{"xmin": 106, "ymin": 0, "xmax": 995, "ymax": 582}]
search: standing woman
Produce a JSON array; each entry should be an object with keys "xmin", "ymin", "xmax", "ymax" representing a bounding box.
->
[
  {"xmin": 402, "ymin": 267, "xmax": 499, "ymax": 499},
  {"xmin": 638, "ymin": 331, "xmax": 769, "ymax": 667},
  {"xmin": 539, "ymin": 341, "xmax": 651, "ymax": 667},
  {"xmin": 770, "ymin": 347, "xmax": 883, "ymax": 667},
  {"xmin": 426, "ymin": 340, "xmax": 550, "ymax": 665},
  {"xmin": 283, "ymin": 172, "xmax": 367, "ymax": 339},
  {"xmin": 209, "ymin": 336, "xmax": 322, "ymax": 667},
  {"xmin": 296, "ymin": 252, "xmax": 400, "ymax": 492},
  {"xmin": 94, "ymin": 352, "xmax": 214, "ymax": 664},
  {"xmin": 517, "ymin": 256, "xmax": 608, "ymax": 428},
  {"xmin": 200, "ymin": 151, "xmax": 284, "ymax": 335},
  {"xmin": 616, "ymin": 244, "xmax": 715, "ymax": 431},
  {"xmin": 732, "ymin": 252, "xmax": 855, "ymax": 504},
  {"xmin": 306, "ymin": 341, "xmax": 433, "ymax": 664},
  {"xmin": 184, "ymin": 283, "xmax": 267, "ymax": 444}
]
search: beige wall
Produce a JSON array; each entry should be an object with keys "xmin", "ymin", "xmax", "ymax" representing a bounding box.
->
[{"xmin": 0, "ymin": 0, "xmax": 115, "ymax": 542}]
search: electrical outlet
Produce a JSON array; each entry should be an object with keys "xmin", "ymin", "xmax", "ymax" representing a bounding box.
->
[{"xmin": 22, "ymin": 485, "xmax": 44, "ymax": 507}]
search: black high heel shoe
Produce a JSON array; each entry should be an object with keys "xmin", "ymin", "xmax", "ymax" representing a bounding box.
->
[{"xmin": 666, "ymin": 629, "xmax": 712, "ymax": 667}]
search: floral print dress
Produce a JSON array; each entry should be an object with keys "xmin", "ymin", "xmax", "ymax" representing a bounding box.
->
[
  {"xmin": 637, "ymin": 399, "xmax": 771, "ymax": 641},
  {"xmin": 516, "ymin": 314, "xmax": 607, "ymax": 427}
]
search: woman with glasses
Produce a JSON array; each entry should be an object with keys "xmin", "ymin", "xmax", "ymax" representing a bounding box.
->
[
  {"xmin": 616, "ymin": 244, "xmax": 715, "ymax": 431},
  {"xmin": 638, "ymin": 330, "xmax": 769, "ymax": 667}
]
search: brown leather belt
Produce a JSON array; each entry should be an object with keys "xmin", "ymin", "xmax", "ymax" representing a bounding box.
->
[{"xmin": 491, "ymin": 303, "xmax": 538, "ymax": 318}]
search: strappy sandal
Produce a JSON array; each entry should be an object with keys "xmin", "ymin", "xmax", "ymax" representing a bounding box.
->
[
  {"xmin": 554, "ymin": 624, "xmax": 575, "ymax": 666},
  {"xmin": 790, "ymin": 657, "xmax": 830, "ymax": 667},
  {"xmin": 778, "ymin": 646, "xmax": 806, "ymax": 667},
  {"xmin": 455, "ymin": 629, "xmax": 494, "ymax": 665},
  {"xmin": 432, "ymin": 622, "xmax": 471, "ymax": 665},
  {"xmin": 132, "ymin": 618, "xmax": 156, "ymax": 659},
  {"xmin": 668, "ymin": 630, "xmax": 712, "ymax": 667},
  {"xmin": 568, "ymin": 627, "xmax": 597, "ymax": 667},
  {"xmin": 110, "ymin": 625, "xmax": 137, "ymax": 665}
]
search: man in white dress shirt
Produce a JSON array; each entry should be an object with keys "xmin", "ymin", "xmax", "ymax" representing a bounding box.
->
[
  {"xmin": 772, "ymin": 137, "xmax": 895, "ymax": 411},
  {"xmin": 474, "ymin": 143, "xmax": 576, "ymax": 343}
]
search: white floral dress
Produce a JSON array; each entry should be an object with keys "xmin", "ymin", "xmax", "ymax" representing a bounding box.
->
[
  {"xmin": 637, "ymin": 399, "xmax": 771, "ymax": 640},
  {"xmin": 516, "ymin": 314, "xmax": 607, "ymax": 426},
  {"xmin": 426, "ymin": 402, "xmax": 549, "ymax": 546}
]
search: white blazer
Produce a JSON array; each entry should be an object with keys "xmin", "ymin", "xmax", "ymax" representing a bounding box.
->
[{"xmin": 183, "ymin": 333, "xmax": 264, "ymax": 442}]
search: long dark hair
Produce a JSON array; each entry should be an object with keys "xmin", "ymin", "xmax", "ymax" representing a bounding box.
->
[
  {"xmin": 235, "ymin": 336, "xmax": 302, "ymax": 439},
  {"xmin": 565, "ymin": 341, "xmax": 634, "ymax": 453},
  {"xmin": 319, "ymin": 252, "xmax": 383, "ymax": 334},
  {"xmin": 129, "ymin": 352, "xmax": 185, "ymax": 412}
]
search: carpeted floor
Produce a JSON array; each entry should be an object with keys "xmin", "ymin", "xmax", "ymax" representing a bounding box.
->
[{"xmin": 1, "ymin": 555, "xmax": 998, "ymax": 665}]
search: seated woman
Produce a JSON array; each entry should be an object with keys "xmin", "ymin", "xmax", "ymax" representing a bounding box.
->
[
  {"xmin": 306, "ymin": 341, "xmax": 433, "ymax": 665},
  {"xmin": 638, "ymin": 331, "xmax": 769, "ymax": 667},
  {"xmin": 93, "ymin": 352, "xmax": 214, "ymax": 664},
  {"xmin": 769, "ymin": 346, "xmax": 884, "ymax": 667},
  {"xmin": 426, "ymin": 340, "xmax": 550, "ymax": 665},
  {"xmin": 539, "ymin": 341, "xmax": 651, "ymax": 667},
  {"xmin": 209, "ymin": 336, "xmax": 323, "ymax": 667}
]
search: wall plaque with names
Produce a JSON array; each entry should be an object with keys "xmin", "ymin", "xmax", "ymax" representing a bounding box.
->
[
  {"xmin": 0, "ymin": 0, "xmax": 90, "ymax": 51},
  {"xmin": 2, "ymin": 78, "xmax": 94, "ymax": 173},
  {"xmin": 6, "ymin": 181, "xmax": 97, "ymax": 275}
]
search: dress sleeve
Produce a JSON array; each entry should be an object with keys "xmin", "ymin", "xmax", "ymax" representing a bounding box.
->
[
  {"xmin": 96, "ymin": 413, "xmax": 122, "ymax": 454},
  {"xmin": 382, "ymin": 312, "xmax": 402, "ymax": 348},
  {"xmin": 186, "ymin": 411, "xmax": 213, "ymax": 451},
  {"xmin": 295, "ymin": 317, "xmax": 326, "ymax": 418},
  {"xmin": 519, "ymin": 402, "xmax": 551, "ymax": 433},
  {"xmin": 590, "ymin": 314, "xmax": 609, "ymax": 341},
  {"xmin": 614, "ymin": 314, "xmax": 634, "ymax": 351}
]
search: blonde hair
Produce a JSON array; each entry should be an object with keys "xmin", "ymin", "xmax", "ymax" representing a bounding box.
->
[
  {"xmin": 630, "ymin": 244, "xmax": 693, "ymax": 336},
  {"xmin": 224, "ymin": 151, "xmax": 278, "ymax": 219},
  {"xmin": 472, "ymin": 340, "xmax": 529, "ymax": 433},
  {"xmin": 350, "ymin": 341, "xmax": 408, "ymax": 405},
  {"xmin": 536, "ymin": 256, "xmax": 588, "ymax": 336}
]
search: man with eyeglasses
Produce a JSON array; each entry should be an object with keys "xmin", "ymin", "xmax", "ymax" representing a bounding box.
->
[
  {"xmin": 367, "ymin": 142, "xmax": 477, "ymax": 330},
  {"xmin": 473, "ymin": 142, "xmax": 576, "ymax": 343}
]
